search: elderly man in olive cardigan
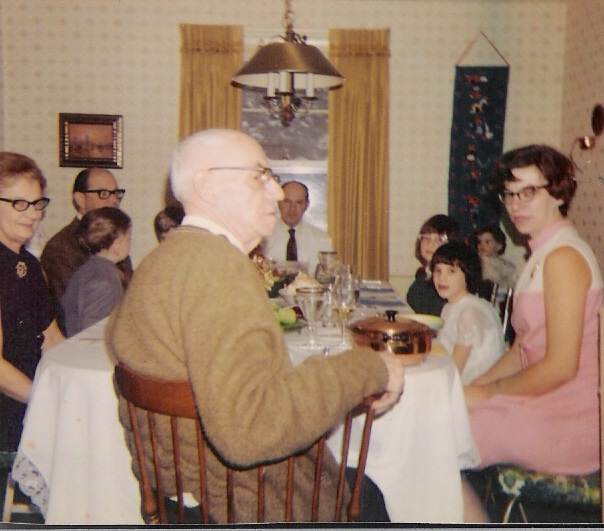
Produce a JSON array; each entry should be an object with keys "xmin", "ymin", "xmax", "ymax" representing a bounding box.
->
[{"xmin": 106, "ymin": 129, "xmax": 404, "ymax": 523}]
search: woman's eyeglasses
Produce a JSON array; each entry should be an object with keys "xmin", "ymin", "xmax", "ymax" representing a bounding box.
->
[
  {"xmin": 83, "ymin": 189, "xmax": 126, "ymax": 200},
  {"xmin": 499, "ymin": 184, "xmax": 548, "ymax": 204},
  {"xmin": 0, "ymin": 197, "xmax": 50, "ymax": 211}
]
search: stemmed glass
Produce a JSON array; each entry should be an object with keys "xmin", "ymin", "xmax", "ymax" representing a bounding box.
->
[
  {"xmin": 331, "ymin": 268, "xmax": 357, "ymax": 347},
  {"xmin": 295, "ymin": 287, "xmax": 326, "ymax": 350}
]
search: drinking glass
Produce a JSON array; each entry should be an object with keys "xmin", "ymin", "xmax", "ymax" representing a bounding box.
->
[
  {"xmin": 331, "ymin": 269, "xmax": 357, "ymax": 347},
  {"xmin": 295, "ymin": 287, "xmax": 326, "ymax": 349},
  {"xmin": 315, "ymin": 251, "xmax": 338, "ymax": 287}
]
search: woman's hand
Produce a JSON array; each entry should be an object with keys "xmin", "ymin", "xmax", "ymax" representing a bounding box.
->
[
  {"xmin": 41, "ymin": 319, "xmax": 65, "ymax": 352},
  {"xmin": 464, "ymin": 383, "xmax": 494, "ymax": 408}
]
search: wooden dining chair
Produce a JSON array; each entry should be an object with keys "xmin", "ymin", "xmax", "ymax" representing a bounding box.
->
[
  {"xmin": 114, "ymin": 363, "xmax": 377, "ymax": 524},
  {"xmin": 500, "ymin": 287, "xmax": 514, "ymax": 345},
  {"xmin": 476, "ymin": 279, "xmax": 499, "ymax": 307},
  {"xmin": 1, "ymin": 452, "xmax": 42, "ymax": 523}
]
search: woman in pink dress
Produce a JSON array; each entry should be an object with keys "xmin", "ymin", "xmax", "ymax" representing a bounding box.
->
[{"xmin": 461, "ymin": 144, "xmax": 603, "ymax": 521}]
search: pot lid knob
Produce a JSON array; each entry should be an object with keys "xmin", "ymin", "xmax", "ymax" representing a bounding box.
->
[{"xmin": 385, "ymin": 310, "xmax": 398, "ymax": 322}]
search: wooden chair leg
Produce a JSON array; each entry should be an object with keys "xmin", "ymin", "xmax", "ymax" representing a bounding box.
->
[
  {"xmin": 2, "ymin": 475, "xmax": 15, "ymax": 522},
  {"xmin": 2, "ymin": 474, "xmax": 39, "ymax": 523}
]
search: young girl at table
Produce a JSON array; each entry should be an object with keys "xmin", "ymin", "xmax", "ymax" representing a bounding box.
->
[
  {"xmin": 406, "ymin": 214, "xmax": 460, "ymax": 316},
  {"xmin": 61, "ymin": 207, "xmax": 132, "ymax": 337},
  {"xmin": 431, "ymin": 241, "xmax": 505, "ymax": 385},
  {"xmin": 473, "ymin": 223, "xmax": 518, "ymax": 291}
]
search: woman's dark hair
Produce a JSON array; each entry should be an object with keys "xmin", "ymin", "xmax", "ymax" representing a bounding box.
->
[
  {"xmin": 154, "ymin": 204, "xmax": 185, "ymax": 242},
  {"xmin": 430, "ymin": 241, "xmax": 483, "ymax": 294},
  {"xmin": 0, "ymin": 152, "xmax": 46, "ymax": 191},
  {"xmin": 77, "ymin": 207, "xmax": 132, "ymax": 255},
  {"xmin": 496, "ymin": 144, "xmax": 576, "ymax": 217},
  {"xmin": 414, "ymin": 214, "xmax": 460, "ymax": 266},
  {"xmin": 474, "ymin": 223, "xmax": 507, "ymax": 255}
]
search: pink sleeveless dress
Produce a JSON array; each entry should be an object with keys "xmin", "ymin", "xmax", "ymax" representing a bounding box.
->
[{"xmin": 468, "ymin": 220, "xmax": 603, "ymax": 474}]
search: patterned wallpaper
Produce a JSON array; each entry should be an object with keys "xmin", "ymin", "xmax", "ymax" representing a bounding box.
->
[
  {"xmin": 0, "ymin": 0, "xmax": 578, "ymax": 293},
  {"xmin": 562, "ymin": 0, "xmax": 604, "ymax": 270}
]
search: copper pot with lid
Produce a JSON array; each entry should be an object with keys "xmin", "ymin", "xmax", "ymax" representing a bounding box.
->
[{"xmin": 348, "ymin": 310, "xmax": 432, "ymax": 364}]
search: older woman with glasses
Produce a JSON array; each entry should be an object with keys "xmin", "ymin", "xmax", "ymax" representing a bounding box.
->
[
  {"xmin": 0, "ymin": 152, "xmax": 64, "ymax": 452},
  {"xmin": 461, "ymin": 144, "xmax": 604, "ymax": 521}
]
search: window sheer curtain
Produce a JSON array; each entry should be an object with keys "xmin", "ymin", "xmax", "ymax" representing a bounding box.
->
[
  {"xmin": 328, "ymin": 29, "xmax": 390, "ymax": 280},
  {"xmin": 179, "ymin": 25, "xmax": 243, "ymax": 139}
]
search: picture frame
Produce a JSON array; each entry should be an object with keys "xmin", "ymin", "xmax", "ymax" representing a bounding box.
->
[{"xmin": 59, "ymin": 113, "xmax": 123, "ymax": 168}]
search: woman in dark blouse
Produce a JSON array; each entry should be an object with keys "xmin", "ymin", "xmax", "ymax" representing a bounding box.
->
[{"xmin": 0, "ymin": 152, "xmax": 64, "ymax": 451}]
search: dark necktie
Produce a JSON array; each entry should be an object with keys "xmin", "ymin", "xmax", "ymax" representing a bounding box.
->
[{"xmin": 286, "ymin": 228, "xmax": 297, "ymax": 261}]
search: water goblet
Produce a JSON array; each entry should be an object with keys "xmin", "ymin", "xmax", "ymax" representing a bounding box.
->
[
  {"xmin": 331, "ymin": 271, "xmax": 357, "ymax": 347},
  {"xmin": 295, "ymin": 286, "xmax": 326, "ymax": 350}
]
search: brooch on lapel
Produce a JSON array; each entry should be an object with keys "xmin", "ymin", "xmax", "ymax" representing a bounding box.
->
[{"xmin": 16, "ymin": 261, "xmax": 27, "ymax": 278}]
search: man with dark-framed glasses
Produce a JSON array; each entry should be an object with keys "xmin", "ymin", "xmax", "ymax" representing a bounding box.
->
[{"xmin": 41, "ymin": 167, "xmax": 133, "ymax": 327}]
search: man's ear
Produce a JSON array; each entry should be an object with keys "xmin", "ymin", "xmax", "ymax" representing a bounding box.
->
[
  {"xmin": 192, "ymin": 170, "xmax": 217, "ymax": 205},
  {"xmin": 73, "ymin": 192, "xmax": 86, "ymax": 214}
]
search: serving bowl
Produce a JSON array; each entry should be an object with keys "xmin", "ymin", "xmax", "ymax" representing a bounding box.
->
[{"xmin": 348, "ymin": 310, "xmax": 431, "ymax": 365}]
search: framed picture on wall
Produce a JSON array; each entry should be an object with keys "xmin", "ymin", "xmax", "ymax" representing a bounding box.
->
[{"xmin": 59, "ymin": 113, "xmax": 123, "ymax": 168}]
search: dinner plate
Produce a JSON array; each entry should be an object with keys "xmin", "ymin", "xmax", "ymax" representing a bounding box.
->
[{"xmin": 398, "ymin": 313, "xmax": 444, "ymax": 331}]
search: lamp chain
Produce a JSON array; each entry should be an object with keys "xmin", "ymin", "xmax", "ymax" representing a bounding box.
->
[{"xmin": 284, "ymin": 0, "xmax": 294, "ymax": 30}]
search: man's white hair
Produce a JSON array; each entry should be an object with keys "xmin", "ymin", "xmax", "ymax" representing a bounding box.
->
[{"xmin": 170, "ymin": 129, "xmax": 247, "ymax": 203}]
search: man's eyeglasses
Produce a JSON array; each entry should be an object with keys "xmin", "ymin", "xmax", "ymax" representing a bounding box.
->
[
  {"xmin": 83, "ymin": 189, "xmax": 126, "ymax": 200},
  {"xmin": 418, "ymin": 233, "xmax": 448, "ymax": 244},
  {"xmin": 0, "ymin": 197, "xmax": 50, "ymax": 212},
  {"xmin": 498, "ymin": 184, "xmax": 548, "ymax": 204},
  {"xmin": 207, "ymin": 167, "xmax": 281, "ymax": 185}
]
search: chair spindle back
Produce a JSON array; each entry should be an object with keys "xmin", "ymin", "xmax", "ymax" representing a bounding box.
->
[{"xmin": 114, "ymin": 363, "xmax": 376, "ymax": 524}]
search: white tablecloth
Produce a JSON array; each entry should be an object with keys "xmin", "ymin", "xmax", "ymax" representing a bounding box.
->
[
  {"xmin": 12, "ymin": 318, "xmax": 143, "ymax": 525},
  {"xmin": 286, "ymin": 325, "xmax": 480, "ymax": 523}
]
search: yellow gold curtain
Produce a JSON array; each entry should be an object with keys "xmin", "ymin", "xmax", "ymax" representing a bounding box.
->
[
  {"xmin": 328, "ymin": 29, "xmax": 390, "ymax": 280},
  {"xmin": 179, "ymin": 25, "xmax": 243, "ymax": 139}
]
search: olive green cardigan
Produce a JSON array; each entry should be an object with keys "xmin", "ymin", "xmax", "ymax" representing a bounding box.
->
[{"xmin": 107, "ymin": 226, "xmax": 388, "ymax": 522}]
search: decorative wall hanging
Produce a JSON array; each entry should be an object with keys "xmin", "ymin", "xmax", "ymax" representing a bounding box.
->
[
  {"xmin": 59, "ymin": 113, "xmax": 123, "ymax": 168},
  {"xmin": 447, "ymin": 32, "xmax": 509, "ymax": 241}
]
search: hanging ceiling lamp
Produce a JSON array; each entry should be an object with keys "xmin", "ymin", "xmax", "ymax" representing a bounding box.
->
[{"xmin": 232, "ymin": 0, "xmax": 344, "ymax": 125}]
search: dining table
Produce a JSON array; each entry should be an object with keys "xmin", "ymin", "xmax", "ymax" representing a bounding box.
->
[
  {"xmin": 11, "ymin": 317, "xmax": 144, "ymax": 525},
  {"xmin": 11, "ymin": 279, "xmax": 479, "ymax": 524},
  {"xmin": 286, "ymin": 280, "xmax": 481, "ymax": 523}
]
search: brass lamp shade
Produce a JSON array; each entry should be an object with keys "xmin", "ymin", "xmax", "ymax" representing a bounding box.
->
[{"xmin": 232, "ymin": 41, "xmax": 344, "ymax": 89}]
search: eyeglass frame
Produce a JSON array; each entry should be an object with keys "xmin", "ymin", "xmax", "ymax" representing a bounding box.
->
[
  {"xmin": 82, "ymin": 189, "xmax": 126, "ymax": 200},
  {"xmin": 498, "ymin": 184, "xmax": 549, "ymax": 204},
  {"xmin": 0, "ymin": 197, "xmax": 51, "ymax": 212},
  {"xmin": 206, "ymin": 166, "xmax": 281, "ymax": 185},
  {"xmin": 417, "ymin": 233, "xmax": 448, "ymax": 244}
]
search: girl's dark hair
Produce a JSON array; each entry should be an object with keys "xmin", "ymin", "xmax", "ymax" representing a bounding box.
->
[
  {"xmin": 474, "ymin": 223, "xmax": 507, "ymax": 255},
  {"xmin": 496, "ymin": 144, "xmax": 576, "ymax": 217},
  {"xmin": 414, "ymin": 214, "xmax": 460, "ymax": 265},
  {"xmin": 77, "ymin": 206, "xmax": 132, "ymax": 255},
  {"xmin": 430, "ymin": 241, "xmax": 483, "ymax": 294}
]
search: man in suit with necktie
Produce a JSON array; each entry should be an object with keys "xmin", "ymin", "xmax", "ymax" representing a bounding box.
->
[{"xmin": 262, "ymin": 180, "xmax": 332, "ymax": 275}]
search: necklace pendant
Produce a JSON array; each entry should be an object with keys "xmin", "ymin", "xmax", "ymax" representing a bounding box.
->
[{"xmin": 16, "ymin": 261, "xmax": 27, "ymax": 278}]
